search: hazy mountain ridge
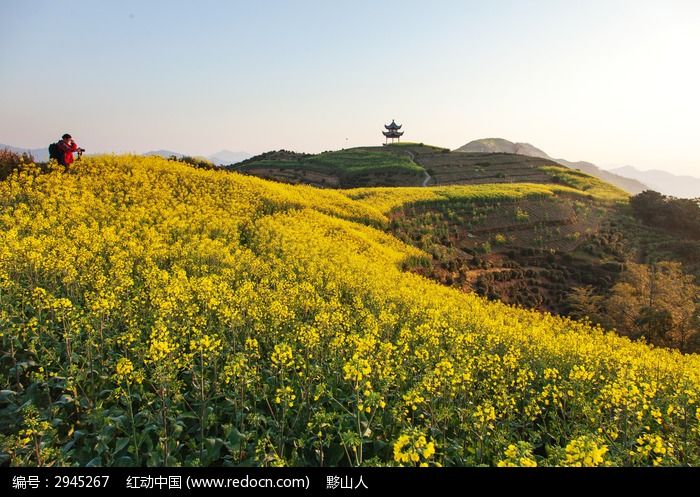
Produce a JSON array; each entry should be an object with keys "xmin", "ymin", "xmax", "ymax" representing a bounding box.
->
[
  {"xmin": 208, "ymin": 149, "xmax": 252, "ymax": 165},
  {"xmin": 456, "ymin": 138, "xmax": 650, "ymax": 195},
  {"xmin": 555, "ymin": 159, "xmax": 651, "ymax": 196},
  {"xmin": 0, "ymin": 143, "xmax": 49, "ymax": 162},
  {"xmin": 142, "ymin": 149, "xmax": 185, "ymax": 159},
  {"xmin": 609, "ymin": 166, "xmax": 700, "ymax": 199},
  {"xmin": 144, "ymin": 149, "xmax": 251, "ymax": 165}
]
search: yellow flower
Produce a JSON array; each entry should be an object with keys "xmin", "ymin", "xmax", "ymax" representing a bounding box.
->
[
  {"xmin": 113, "ymin": 358, "xmax": 142, "ymax": 385},
  {"xmin": 190, "ymin": 333, "xmax": 222, "ymax": 356},
  {"xmin": 343, "ymin": 354, "xmax": 372, "ymax": 383},
  {"xmin": 271, "ymin": 343, "xmax": 294, "ymax": 369},
  {"xmin": 4, "ymin": 153, "xmax": 700, "ymax": 467},
  {"xmin": 563, "ymin": 436, "xmax": 608, "ymax": 467},
  {"xmin": 223, "ymin": 354, "xmax": 248, "ymax": 385},
  {"xmin": 274, "ymin": 386, "xmax": 296, "ymax": 408},
  {"xmin": 116, "ymin": 357, "xmax": 133, "ymax": 376},
  {"xmin": 634, "ymin": 434, "xmax": 674, "ymax": 465},
  {"xmin": 393, "ymin": 430, "xmax": 437, "ymax": 466},
  {"xmin": 497, "ymin": 443, "xmax": 538, "ymax": 467}
]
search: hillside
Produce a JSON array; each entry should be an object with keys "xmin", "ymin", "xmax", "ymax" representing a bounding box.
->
[
  {"xmin": 401, "ymin": 143, "xmax": 627, "ymax": 200},
  {"xmin": 1, "ymin": 155, "xmax": 700, "ymax": 467},
  {"xmin": 337, "ymin": 157, "xmax": 698, "ymax": 347},
  {"xmin": 231, "ymin": 143, "xmax": 627, "ymax": 200},
  {"xmin": 456, "ymin": 138, "xmax": 648, "ymax": 194},
  {"xmin": 230, "ymin": 147, "xmax": 428, "ymax": 188},
  {"xmin": 373, "ymin": 186, "xmax": 699, "ymax": 324}
]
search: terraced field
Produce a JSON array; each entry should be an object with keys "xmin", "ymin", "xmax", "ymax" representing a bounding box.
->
[
  {"xmin": 232, "ymin": 144, "xmax": 626, "ymax": 201},
  {"xmin": 387, "ymin": 193, "xmax": 619, "ymax": 313},
  {"xmin": 417, "ymin": 152, "xmax": 555, "ymax": 186},
  {"xmin": 391, "ymin": 144, "xmax": 626, "ymax": 200}
]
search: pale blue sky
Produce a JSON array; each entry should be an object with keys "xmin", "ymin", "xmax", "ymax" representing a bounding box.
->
[{"xmin": 1, "ymin": 0, "xmax": 699, "ymax": 174}]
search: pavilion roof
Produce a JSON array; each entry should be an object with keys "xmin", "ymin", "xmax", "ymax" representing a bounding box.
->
[
  {"xmin": 384, "ymin": 120, "xmax": 402, "ymax": 130},
  {"xmin": 382, "ymin": 130, "xmax": 404, "ymax": 138}
]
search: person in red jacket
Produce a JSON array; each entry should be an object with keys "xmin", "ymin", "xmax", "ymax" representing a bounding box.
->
[{"xmin": 57, "ymin": 133, "xmax": 82, "ymax": 166}]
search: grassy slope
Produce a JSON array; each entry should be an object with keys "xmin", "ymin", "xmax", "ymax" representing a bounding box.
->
[
  {"xmin": 539, "ymin": 165, "xmax": 628, "ymax": 201},
  {"xmin": 235, "ymin": 147, "xmax": 426, "ymax": 188},
  {"xmin": 1, "ymin": 155, "xmax": 700, "ymax": 467},
  {"xmin": 344, "ymin": 182, "xmax": 616, "ymax": 214}
]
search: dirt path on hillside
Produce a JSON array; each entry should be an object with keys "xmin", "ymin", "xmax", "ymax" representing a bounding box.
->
[{"xmin": 404, "ymin": 149, "xmax": 432, "ymax": 186}]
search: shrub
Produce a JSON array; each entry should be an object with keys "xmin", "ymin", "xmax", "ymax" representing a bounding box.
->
[{"xmin": 0, "ymin": 148, "xmax": 35, "ymax": 180}]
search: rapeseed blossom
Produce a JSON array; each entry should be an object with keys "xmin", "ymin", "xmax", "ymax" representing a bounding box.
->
[
  {"xmin": 563, "ymin": 436, "xmax": 608, "ymax": 467},
  {"xmin": 393, "ymin": 430, "xmax": 437, "ymax": 466},
  {"xmin": 1, "ymin": 155, "xmax": 700, "ymax": 466}
]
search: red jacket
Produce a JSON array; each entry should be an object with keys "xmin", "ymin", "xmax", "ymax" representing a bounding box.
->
[{"xmin": 57, "ymin": 140, "xmax": 78, "ymax": 165}]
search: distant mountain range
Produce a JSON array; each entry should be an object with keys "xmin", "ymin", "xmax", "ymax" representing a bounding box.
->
[
  {"xmin": 208, "ymin": 150, "xmax": 252, "ymax": 165},
  {"xmin": 455, "ymin": 138, "xmax": 650, "ymax": 195},
  {"xmin": 1, "ymin": 143, "xmax": 251, "ymax": 166},
  {"xmin": 0, "ymin": 144, "xmax": 50, "ymax": 162},
  {"xmin": 142, "ymin": 149, "xmax": 184, "ymax": 159},
  {"xmin": 143, "ymin": 149, "xmax": 252, "ymax": 166},
  {"xmin": 607, "ymin": 166, "xmax": 700, "ymax": 199}
]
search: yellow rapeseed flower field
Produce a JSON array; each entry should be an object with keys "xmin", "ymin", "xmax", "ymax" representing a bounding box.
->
[{"xmin": 1, "ymin": 156, "xmax": 698, "ymax": 466}]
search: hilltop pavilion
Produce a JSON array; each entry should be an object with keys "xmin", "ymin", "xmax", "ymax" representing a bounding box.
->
[{"xmin": 382, "ymin": 120, "xmax": 404, "ymax": 144}]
